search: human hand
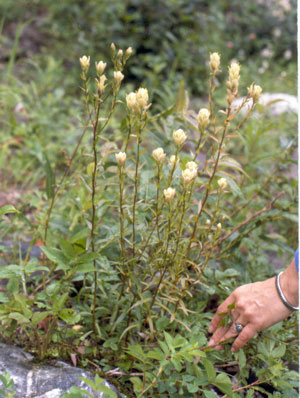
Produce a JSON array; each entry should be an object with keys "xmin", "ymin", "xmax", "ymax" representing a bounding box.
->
[{"xmin": 208, "ymin": 261, "xmax": 298, "ymax": 352}]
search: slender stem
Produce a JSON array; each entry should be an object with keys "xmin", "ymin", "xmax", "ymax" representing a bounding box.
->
[
  {"xmin": 91, "ymin": 99, "xmax": 101, "ymax": 336},
  {"xmin": 143, "ymin": 201, "xmax": 172, "ymax": 326},
  {"xmin": 132, "ymin": 130, "xmax": 142, "ymax": 257},
  {"xmin": 117, "ymin": 165, "xmax": 127, "ymax": 301},
  {"xmin": 185, "ymin": 106, "xmax": 231, "ymax": 259},
  {"xmin": 155, "ymin": 164, "xmax": 161, "ymax": 238}
]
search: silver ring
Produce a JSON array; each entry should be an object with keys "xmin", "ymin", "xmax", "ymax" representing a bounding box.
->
[{"xmin": 235, "ymin": 322, "xmax": 244, "ymax": 333}]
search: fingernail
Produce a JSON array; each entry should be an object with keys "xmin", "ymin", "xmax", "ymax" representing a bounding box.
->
[
  {"xmin": 231, "ymin": 347, "xmax": 236, "ymax": 352},
  {"xmin": 208, "ymin": 338, "xmax": 215, "ymax": 347}
]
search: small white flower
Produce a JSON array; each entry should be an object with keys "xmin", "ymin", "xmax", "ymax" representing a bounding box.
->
[
  {"xmin": 136, "ymin": 88, "xmax": 149, "ymax": 109},
  {"xmin": 79, "ymin": 55, "xmax": 90, "ymax": 72},
  {"xmin": 114, "ymin": 71, "xmax": 124, "ymax": 86},
  {"xmin": 95, "ymin": 61, "xmax": 107, "ymax": 75},
  {"xmin": 209, "ymin": 52, "xmax": 221, "ymax": 73},
  {"xmin": 182, "ymin": 168, "xmax": 197, "ymax": 184},
  {"xmin": 163, "ymin": 187, "xmax": 176, "ymax": 201},
  {"xmin": 115, "ymin": 152, "xmax": 126, "ymax": 165},
  {"xmin": 96, "ymin": 75, "xmax": 107, "ymax": 93},
  {"xmin": 217, "ymin": 223, "xmax": 222, "ymax": 230},
  {"xmin": 186, "ymin": 161, "xmax": 197, "ymax": 171},
  {"xmin": 196, "ymin": 108, "xmax": 210, "ymax": 130},
  {"xmin": 228, "ymin": 61, "xmax": 240, "ymax": 81},
  {"xmin": 152, "ymin": 148, "xmax": 166, "ymax": 163},
  {"xmin": 217, "ymin": 177, "xmax": 228, "ymax": 190},
  {"xmin": 125, "ymin": 47, "xmax": 133, "ymax": 57},
  {"xmin": 173, "ymin": 129, "xmax": 187, "ymax": 146},
  {"xmin": 126, "ymin": 92, "xmax": 137, "ymax": 111},
  {"xmin": 247, "ymin": 84, "xmax": 262, "ymax": 103},
  {"xmin": 206, "ymin": 219, "xmax": 211, "ymax": 226}
]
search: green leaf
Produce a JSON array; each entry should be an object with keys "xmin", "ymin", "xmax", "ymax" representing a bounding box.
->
[
  {"xmin": 31, "ymin": 312, "xmax": 50, "ymax": 326},
  {"xmin": 164, "ymin": 331, "xmax": 174, "ymax": 352},
  {"xmin": 214, "ymin": 373, "xmax": 233, "ymax": 396},
  {"xmin": 203, "ymin": 358, "xmax": 216, "ymax": 383},
  {"xmin": 130, "ymin": 377, "xmax": 143, "ymax": 394},
  {"xmin": 41, "ymin": 247, "xmax": 68, "ymax": 265},
  {"xmin": 52, "ymin": 292, "xmax": 68, "ymax": 312},
  {"xmin": 8, "ymin": 312, "xmax": 30, "ymax": 324},
  {"xmin": 204, "ymin": 390, "xmax": 218, "ymax": 398},
  {"xmin": 75, "ymin": 263, "xmax": 94, "ymax": 273},
  {"xmin": 45, "ymin": 155, "xmax": 55, "ymax": 199},
  {"xmin": 146, "ymin": 350, "xmax": 165, "ymax": 361},
  {"xmin": 0, "ymin": 292, "xmax": 9, "ymax": 303},
  {"xmin": 272, "ymin": 343, "xmax": 286, "ymax": 358},
  {"xmin": 0, "ymin": 205, "xmax": 19, "ymax": 216}
]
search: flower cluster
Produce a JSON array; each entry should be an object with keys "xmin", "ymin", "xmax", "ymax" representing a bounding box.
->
[
  {"xmin": 182, "ymin": 161, "xmax": 198, "ymax": 184},
  {"xmin": 209, "ymin": 52, "xmax": 221, "ymax": 74},
  {"xmin": 152, "ymin": 148, "xmax": 166, "ymax": 163},
  {"xmin": 173, "ymin": 129, "xmax": 187, "ymax": 146},
  {"xmin": 196, "ymin": 108, "xmax": 210, "ymax": 131},
  {"xmin": 126, "ymin": 88, "xmax": 150, "ymax": 113},
  {"xmin": 227, "ymin": 61, "xmax": 240, "ymax": 103},
  {"xmin": 217, "ymin": 177, "xmax": 227, "ymax": 190},
  {"xmin": 115, "ymin": 152, "xmax": 126, "ymax": 166},
  {"xmin": 163, "ymin": 187, "xmax": 176, "ymax": 201},
  {"xmin": 248, "ymin": 83, "xmax": 263, "ymax": 103}
]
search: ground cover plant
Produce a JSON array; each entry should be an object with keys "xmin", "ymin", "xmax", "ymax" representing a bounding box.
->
[{"xmin": 0, "ymin": 42, "xmax": 298, "ymax": 398}]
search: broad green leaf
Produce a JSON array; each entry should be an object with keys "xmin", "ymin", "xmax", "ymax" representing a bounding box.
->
[
  {"xmin": 32, "ymin": 311, "xmax": 50, "ymax": 326},
  {"xmin": 41, "ymin": 247, "xmax": 68, "ymax": 265},
  {"xmin": 204, "ymin": 390, "xmax": 218, "ymax": 398},
  {"xmin": 75, "ymin": 263, "xmax": 94, "ymax": 273},
  {"xmin": 8, "ymin": 312, "xmax": 30, "ymax": 324},
  {"xmin": 69, "ymin": 228, "xmax": 89, "ymax": 244},
  {"xmin": 214, "ymin": 373, "xmax": 233, "ymax": 396},
  {"xmin": 146, "ymin": 350, "xmax": 165, "ymax": 361},
  {"xmin": 203, "ymin": 358, "xmax": 216, "ymax": 383},
  {"xmin": 52, "ymin": 292, "xmax": 68, "ymax": 311},
  {"xmin": 164, "ymin": 331, "xmax": 174, "ymax": 352},
  {"xmin": 0, "ymin": 292, "xmax": 9, "ymax": 303},
  {"xmin": 0, "ymin": 205, "xmax": 19, "ymax": 216},
  {"xmin": 130, "ymin": 377, "xmax": 143, "ymax": 394},
  {"xmin": 272, "ymin": 344, "xmax": 286, "ymax": 358}
]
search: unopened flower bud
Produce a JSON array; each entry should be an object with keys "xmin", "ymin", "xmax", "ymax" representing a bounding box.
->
[
  {"xmin": 79, "ymin": 55, "xmax": 90, "ymax": 72},
  {"xmin": 186, "ymin": 161, "xmax": 197, "ymax": 171},
  {"xmin": 125, "ymin": 47, "xmax": 133, "ymax": 57},
  {"xmin": 228, "ymin": 62, "xmax": 240, "ymax": 81},
  {"xmin": 218, "ymin": 177, "xmax": 227, "ymax": 190},
  {"xmin": 96, "ymin": 75, "xmax": 107, "ymax": 93},
  {"xmin": 206, "ymin": 219, "xmax": 211, "ymax": 226},
  {"xmin": 217, "ymin": 223, "xmax": 222, "ymax": 230},
  {"xmin": 209, "ymin": 52, "xmax": 221, "ymax": 73},
  {"xmin": 117, "ymin": 49, "xmax": 123, "ymax": 58},
  {"xmin": 182, "ymin": 167, "xmax": 197, "ymax": 184},
  {"xmin": 136, "ymin": 88, "xmax": 149, "ymax": 109},
  {"xmin": 114, "ymin": 71, "xmax": 124, "ymax": 86},
  {"xmin": 173, "ymin": 129, "xmax": 187, "ymax": 146},
  {"xmin": 152, "ymin": 148, "xmax": 166, "ymax": 163},
  {"xmin": 248, "ymin": 83, "xmax": 262, "ymax": 103},
  {"xmin": 169, "ymin": 155, "xmax": 177, "ymax": 167},
  {"xmin": 115, "ymin": 152, "xmax": 126, "ymax": 166},
  {"xmin": 126, "ymin": 92, "xmax": 137, "ymax": 111},
  {"xmin": 111, "ymin": 43, "xmax": 116, "ymax": 52},
  {"xmin": 95, "ymin": 61, "xmax": 107, "ymax": 75},
  {"xmin": 197, "ymin": 108, "xmax": 210, "ymax": 130},
  {"xmin": 163, "ymin": 187, "xmax": 176, "ymax": 201}
]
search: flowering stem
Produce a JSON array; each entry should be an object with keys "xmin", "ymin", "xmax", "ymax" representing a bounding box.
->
[
  {"xmin": 185, "ymin": 107, "xmax": 231, "ymax": 259},
  {"xmin": 91, "ymin": 99, "xmax": 101, "ymax": 336},
  {"xmin": 155, "ymin": 164, "xmax": 161, "ymax": 239}
]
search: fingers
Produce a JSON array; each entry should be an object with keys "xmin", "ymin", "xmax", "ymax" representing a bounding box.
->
[
  {"xmin": 231, "ymin": 324, "xmax": 257, "ymax": 352},
  {"xmin": 208, "ymin": 295, "xmax": 235, "ymax": 333}
]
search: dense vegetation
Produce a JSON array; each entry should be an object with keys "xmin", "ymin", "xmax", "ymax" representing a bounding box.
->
[{"xmin": 0, "ymin": 1, "xmax": 298, "ymax": 397}]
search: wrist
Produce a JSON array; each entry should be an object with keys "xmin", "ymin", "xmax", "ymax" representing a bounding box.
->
[{"xmin": 279, "ymin": 260, "xmax": 299, "ymax": 308}]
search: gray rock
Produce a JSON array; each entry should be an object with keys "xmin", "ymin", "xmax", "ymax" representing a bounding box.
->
[
  {"xmin": 0, "ymin": 343, "xmax": 120, "ymax": 398},
  {"xmin": 232, "ymin": 93, "xmax": 298, "ymax": 116}
]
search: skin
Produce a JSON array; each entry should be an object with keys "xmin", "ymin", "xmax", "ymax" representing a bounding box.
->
[{"xmin": 208, "ymin": 259, "xmax": 299, "ymax": 352}]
